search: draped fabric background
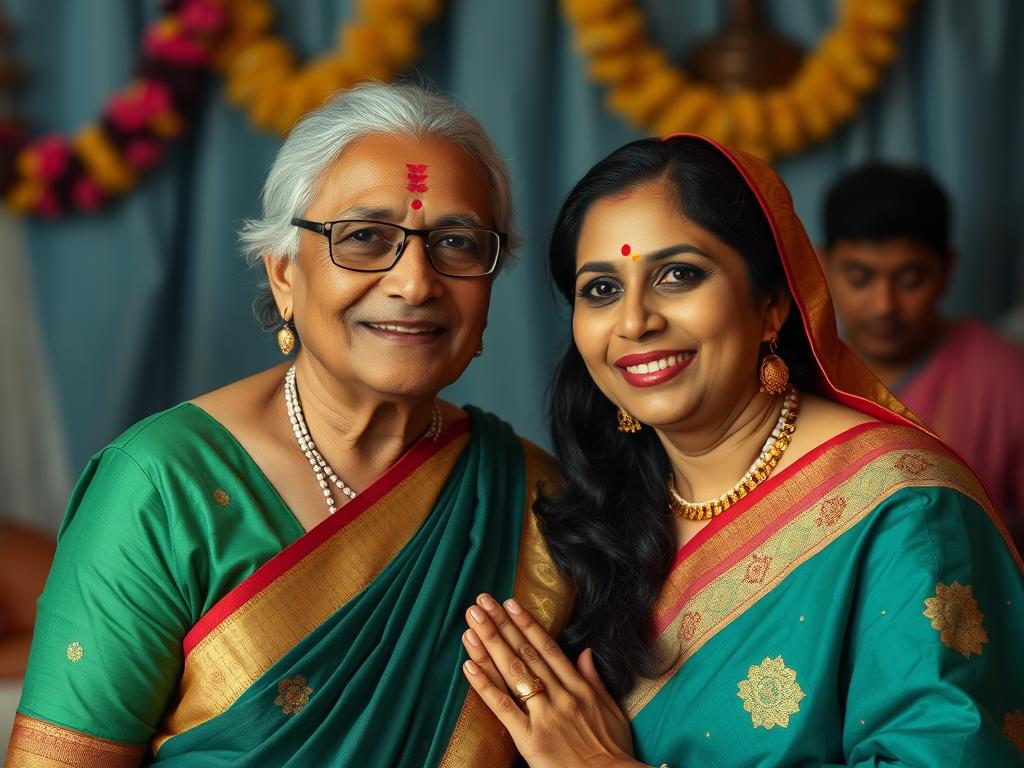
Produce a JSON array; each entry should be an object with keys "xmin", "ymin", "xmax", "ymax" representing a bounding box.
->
[{"xmin": 5, "ymin": 0, "xmax": 1023, "ymax": 500}]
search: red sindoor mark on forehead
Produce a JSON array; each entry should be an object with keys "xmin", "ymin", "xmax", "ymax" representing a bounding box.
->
[
  {"xmin": 621, "ymin": 243, "xmax": 640, "ymax": 262},
  {"xmin": 407, "ymin": 163, "xmax": 428, "ymax": 210}
]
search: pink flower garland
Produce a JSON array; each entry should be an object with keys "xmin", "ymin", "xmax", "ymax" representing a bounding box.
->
[{"xmin": 1, "ymin": 0, "xmax": 227, "ymax": 217}]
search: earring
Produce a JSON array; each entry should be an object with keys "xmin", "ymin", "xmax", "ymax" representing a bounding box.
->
[
  {"xmin": 759, "ymin": 335, "xmax": 789, "ymax": 395},
  {"xmin": 474, "ymin": 344, "xmax": 483, "ymax": 358},
  {"xmin": 277, "ymin": 311, "xmax": 296, "ymax": 356},
  {"xmin": 617, "ymin": 407, "xmax": 642, "ymax": 433}
]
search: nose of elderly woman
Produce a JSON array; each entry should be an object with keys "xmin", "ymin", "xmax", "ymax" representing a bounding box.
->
[{"xmin": 381, "ymin": 236, "xmax": 444, "ymax": 304}]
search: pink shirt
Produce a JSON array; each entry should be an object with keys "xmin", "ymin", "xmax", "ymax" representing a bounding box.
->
[{"xmin": 895, "ymin": 320, "xmax": 1024, "ymax": 548}]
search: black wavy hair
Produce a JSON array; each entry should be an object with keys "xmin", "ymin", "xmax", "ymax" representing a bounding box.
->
[
  {"xmin": 823, "ymin": 163, "xmax": 951, "ymax": 257},
  {"xmin": 535, "ymin": 136, "xmax": 819, "ymax": 698}
]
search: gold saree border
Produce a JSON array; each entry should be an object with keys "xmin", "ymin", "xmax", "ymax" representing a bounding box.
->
[
  {"xmin": 624, "ymin": 425, "xmax": 996, "ymax": 717},
  {"xmin": 439, "ymin": 439, "xmax": 573, "ymax": 767},
  {"xmin": 4, "ymin": 714, "xmax": 145, "ymax": 768},
  {"xmin": 151, "ymin": 430, "xmax": 471, "ymax": 753}
]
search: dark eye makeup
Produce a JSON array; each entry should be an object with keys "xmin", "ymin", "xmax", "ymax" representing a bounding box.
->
[{"xmin": 575, "ymin": 263, "xmax": 709, "ymax": 304}]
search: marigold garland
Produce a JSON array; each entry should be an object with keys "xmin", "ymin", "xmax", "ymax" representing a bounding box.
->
[
  {"xmin": 214, "ymin": 0, "xmax": 443, "ymax": 137},
  {"xmin": 562, "ymin": 0, "xmax": 917, "ymax": 161}
]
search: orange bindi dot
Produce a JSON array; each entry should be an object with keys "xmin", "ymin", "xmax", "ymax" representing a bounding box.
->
[
  {"xmin": 620, "ymin": 244, "xmax": 631, "ymax": 256},
  {"xmin": 411, "ymin": 199, "xmax": 423, "ymax": 210}
]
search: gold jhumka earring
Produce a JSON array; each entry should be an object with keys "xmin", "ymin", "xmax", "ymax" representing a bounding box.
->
[
  {"xmin": 759, "ymin": 334, "xmax": 789, "ymax": 395},
  {"xmin": 277, "ymin": 310, "xmax": 296, "ymax": 356},
  {"xmin": 617, "ymin": 407, "xmax": 642, "ymax": 433}
]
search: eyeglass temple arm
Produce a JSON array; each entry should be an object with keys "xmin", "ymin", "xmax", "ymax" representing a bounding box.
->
[{"xmin": 291, "ymin": 217, "xmax": 326, "ymax": 235}]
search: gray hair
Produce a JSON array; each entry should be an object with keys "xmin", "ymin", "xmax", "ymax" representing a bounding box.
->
[{"xmin": 241, "ymin": 82, "xmax": 519, "ymax": 330}]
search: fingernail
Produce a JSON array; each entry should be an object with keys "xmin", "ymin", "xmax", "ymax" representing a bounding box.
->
[
  {"xmin": 504, "ymin": 598, "xmax": 521, "ymax": 614},
  {"xmin": 464, "ymin": 660, "xmax": 479, "ymax": 676},
  {"xmin": 465, "ymin": 629, "xmax": 480, "ymax": 647},
  {"xmin": 469, "ymin": 606, "xmax": 485, "ymax": 623},
  {"xmin": 478, "ymin": 594, "xmax": 498, "ymax": 610}
]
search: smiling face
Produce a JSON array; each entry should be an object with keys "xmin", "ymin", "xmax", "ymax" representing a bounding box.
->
[
  {"xmin": 267, "ymin": 133, "xmax": 496, "ymax": 398},
  {"xmin": 572, "ymin": 181, "xmax": 786, "ymax": 430}
]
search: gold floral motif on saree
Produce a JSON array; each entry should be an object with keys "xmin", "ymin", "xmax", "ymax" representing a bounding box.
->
[
  {"xmin": 65, "ymin": 641, "xmax": 84, "ymax": 662},
  {"xmin": 1003, "ymin": 709, "xmax": 1024, "ymax": 756},
  {"xmin": 737, "ymin": 656, "xmax": 805, "ymax": 729},
  {"xmin": 677, "ymin": 611, "xmax": 701, "ymax": 642},
  {"xmin": 894, "ymin": 452, "xmax": 935, "ymax": 476},
  {"xmin": 923, "ymin": 581, "xmax": 988, "ymax": 659},
  {"xmin": 742, "ymin": 554, "xmax": 772, "ymax": 584},
  {"xmin": 274, "ymin": 674, "xmax": 313, "ymax": 715},
  {"xmin": 815, "ymin": 496, "xmax": 846, "ymax": 527}
]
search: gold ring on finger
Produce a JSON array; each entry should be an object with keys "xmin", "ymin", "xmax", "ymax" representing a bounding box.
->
[{"xmin": 513, "ymin": 677, "xmax": 545, "ymax": 703}]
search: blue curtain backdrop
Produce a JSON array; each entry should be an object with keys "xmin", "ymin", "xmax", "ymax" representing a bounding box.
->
[{"xmin": 9, "ymin": 0, "xmax": 1024, "ymax": 476}]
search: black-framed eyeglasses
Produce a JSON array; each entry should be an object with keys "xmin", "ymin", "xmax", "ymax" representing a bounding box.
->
[{"xmin": 292, "ymin": 217, "xmax": 505, "ymax": 278}]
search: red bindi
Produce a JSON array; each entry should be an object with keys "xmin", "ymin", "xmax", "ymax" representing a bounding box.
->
[
  {"xmin": 621, "ymin": 244, "xmax": 631, "ymax": 257},
  {"xmin": 406, "ymin": 162, "xmax": 429, "ymax": 210}
]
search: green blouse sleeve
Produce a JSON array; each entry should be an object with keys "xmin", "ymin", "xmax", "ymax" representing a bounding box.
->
[
  {"xmin": 18, "ymin": 446, "xmax": 191, "ymax": 744},
  {"xmin": 837, "ymin": 486, "xmax": 1024, "ymax": 766}
]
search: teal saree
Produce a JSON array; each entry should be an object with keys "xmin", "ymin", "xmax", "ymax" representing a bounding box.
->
[{"xmin": 628, "ymin": 422, "xmax": 1024, "ymax": 766}]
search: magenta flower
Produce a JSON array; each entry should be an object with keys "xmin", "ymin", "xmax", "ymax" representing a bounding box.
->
[
  {"xmin": 72, "ymin": 177, "xmax": 106, "ymax": 210},
  {"xmin": 34, "ymin": 135, "xmax": 72, "ymax": 182},
  {"xmin": 124, "ymin": 138, "xmax": 164, "ymax": 169},
  {"xmin": 179, "ymin": 0, "xmax": 226, "ymax": 35},
  {"xmin": 144, "ymin": 26, "xmax": 211, "ymax": 67}
]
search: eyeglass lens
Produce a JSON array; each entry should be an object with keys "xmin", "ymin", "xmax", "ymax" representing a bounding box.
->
[{"xmin": 329, "ymin": 221, "xmax": 498, "ymax": 276}]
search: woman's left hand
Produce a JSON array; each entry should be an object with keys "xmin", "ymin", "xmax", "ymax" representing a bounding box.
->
[{"xmin": 461, "ymin": 593, "xmax": 640, "ymax": 768}]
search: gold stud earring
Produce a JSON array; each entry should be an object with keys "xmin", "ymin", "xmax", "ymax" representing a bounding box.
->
[
  {"xmin": 277, "ymin": 310, "xmax": 296, "ymax": 356},
  {"xmin": 759, "ymin": 334, "xmax": 789, "ymax": 395},
  {"xmin": 617, "ymin": 407, "xmax": 642, "ymax": 433}
]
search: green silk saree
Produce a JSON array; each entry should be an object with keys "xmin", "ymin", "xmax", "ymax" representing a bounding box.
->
[{"xmin": 8, "ymin": 404, "xmax": 569, "ymax": 767}]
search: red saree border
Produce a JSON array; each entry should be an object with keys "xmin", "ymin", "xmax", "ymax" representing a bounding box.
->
[
  {"xmin": 5, "ymin": 713, "xmax": 146, "ymax": 768},
  {"xmin": 183, "ymin": 416, "xmax": 469, "ymax": 655},
  {"xmin": 657, "ymin": 425, "xmax": 949, "ymax": 630},
  {"xmin": 670, "ymin": 421, "xmax": 881, "ymax": 571}
]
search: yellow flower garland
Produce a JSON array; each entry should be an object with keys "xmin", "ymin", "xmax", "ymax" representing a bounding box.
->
[
  {"xmin": 562, "ymin": 0, "xmax": 917, "ymax": 161},
  {"xmin": 214, "ymin": 0, "xmax": 443, "ymax": 136}
]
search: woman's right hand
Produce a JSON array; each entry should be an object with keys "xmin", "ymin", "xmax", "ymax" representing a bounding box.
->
[{"xmin": 461, "ymin": 593, "xmax": 644, "ymax": 768}]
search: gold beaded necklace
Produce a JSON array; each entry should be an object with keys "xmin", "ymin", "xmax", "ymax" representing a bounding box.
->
[{"xmin": 668, "ymin": 387, "xmax": 800, "ymax": 521}]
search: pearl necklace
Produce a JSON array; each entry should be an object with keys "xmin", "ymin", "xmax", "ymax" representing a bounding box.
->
[
  {"xmin": 668, "ymin": 387, "xmax": 800, "ymax": 521},
  {"xmin": 284, "ymin": 365, "xmax": 443, "ymax": 516}
]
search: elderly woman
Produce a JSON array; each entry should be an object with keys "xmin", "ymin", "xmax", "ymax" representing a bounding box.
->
[
  {"xmin": 6, "ymin": 84, "xmax": 569, "ymax": 766},
  {"xmin": 457, "ymin": 135, "xmax": 1024, "ymax": 767}
]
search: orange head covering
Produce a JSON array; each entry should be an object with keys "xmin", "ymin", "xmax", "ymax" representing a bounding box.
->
[{"xmin": 663, "ymin": 133, "xmax": 926, "ymax": 431}]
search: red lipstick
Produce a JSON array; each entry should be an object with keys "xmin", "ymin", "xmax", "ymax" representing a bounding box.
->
[{"xmin": 614, "ymin": 349, "xmax": 694, "ymax": 388}]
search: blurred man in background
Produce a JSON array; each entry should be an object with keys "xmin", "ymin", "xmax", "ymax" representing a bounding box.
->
[{"xmin": 822, "ymin": 164, "xmax": 1024, "ymax": 549}]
